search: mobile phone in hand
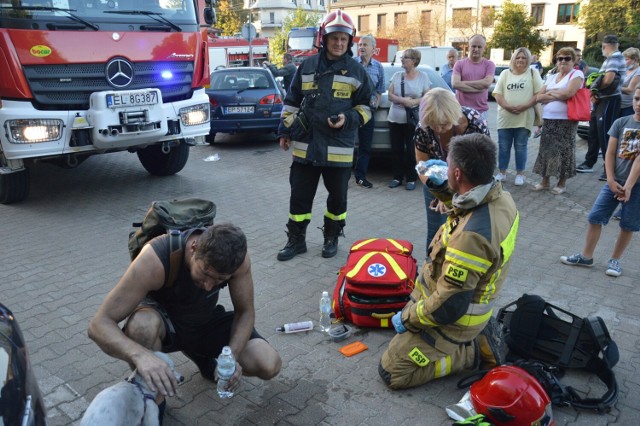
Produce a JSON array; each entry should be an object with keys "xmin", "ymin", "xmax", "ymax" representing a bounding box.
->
[{"xmin": 330, "ymin": 114, "xmax": 340, "ymax": 124}]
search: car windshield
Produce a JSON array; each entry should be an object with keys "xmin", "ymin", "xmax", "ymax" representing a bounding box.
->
[
  {"xmin": 381, "ymin": 64, "xmax": 450, "ymax": 91},
  {"xmin": 211, "ymin": 70, "xmax": 273, "ymax": 91}
]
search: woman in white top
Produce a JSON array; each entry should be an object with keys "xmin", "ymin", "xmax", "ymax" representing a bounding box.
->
[
  {"xmin": 531, "ymin": 47, "xmax": 584, "ymax": 195},
  {"xmin": 387, "ymin": 49, "xmax": 431, "ymax": 190},
  {"xmin": 620, "ymin": 47, "xmax": 640, "ymax": 117},
  {"xmin": 493, "ymin": 47, "xmax": 544, "ymax": 186}
]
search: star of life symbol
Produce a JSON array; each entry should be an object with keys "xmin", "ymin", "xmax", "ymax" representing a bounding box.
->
[{"xmin": 368, "ymin": 263, "xmax": 386, "ymax": 277}]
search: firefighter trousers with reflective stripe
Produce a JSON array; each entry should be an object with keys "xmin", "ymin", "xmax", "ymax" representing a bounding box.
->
[
  {"xmin": 379, "ymin": 327, "xmax": 477, "ymax": 389},
  {"xmin": 288, "ymin": 161, "xmax": 350, "ymax": 223}
]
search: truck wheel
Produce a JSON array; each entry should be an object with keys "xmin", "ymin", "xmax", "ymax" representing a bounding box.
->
[
  {"xmin": 0, "ymin": 168, "xmax": 30, "ymax": 204},
  {"xmin": 137, "ymin": 142, "xmax": 190, "ymax": 176},
  {"xmin": 206, "ymin": 132, "xmax": 216, "ymax": 145}
]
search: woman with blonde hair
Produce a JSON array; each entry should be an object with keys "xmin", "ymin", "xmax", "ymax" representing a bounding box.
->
[
  {"xmin": 492, "ymin": 47, "xmax": 544, "ymax": 186},
  {"xmin": 532, "ymin": 47, "xmax": 584, "ymax": 194},
  {"xmin": 388, "ymin": 48, "xmax": 431, "ymax": 190},
  {"xmin": 620, "ymin": 47, "xmax": 640, "ymax": 117},
  {"xmin": 413, "ymin": 87, "xmax": 490, "ymax": 250}
]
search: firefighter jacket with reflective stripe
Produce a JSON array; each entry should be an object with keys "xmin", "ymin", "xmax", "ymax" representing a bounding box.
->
[
  {"xmin": 402, "ymin": 182, "xmax": 519, "ymax": 345},
  {"xmin": 278, "ymin": 51, "xmax": 372, "ymax": 167}
]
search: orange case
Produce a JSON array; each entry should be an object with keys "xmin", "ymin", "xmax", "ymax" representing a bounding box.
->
[{"xmin": 339, "ymin": 341, "xmax": 368, "ymax": 357}]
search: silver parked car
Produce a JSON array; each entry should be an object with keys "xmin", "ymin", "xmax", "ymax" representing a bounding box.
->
[{"xmin": 366, "ymin": 63, "xmax": 452, "ymax": 153}]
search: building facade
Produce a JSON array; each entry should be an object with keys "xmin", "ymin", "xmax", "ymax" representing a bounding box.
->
[
  {"xmin": 243, "ymin": 0, "xmax": 586, "ymax": 66},
  {"xmin": 245, "ymin": 0, "xmax": 327, "ymax": 38},
  {"xmin": 327, "ymin": 0, "xmax": 586, "ymax": 66}
]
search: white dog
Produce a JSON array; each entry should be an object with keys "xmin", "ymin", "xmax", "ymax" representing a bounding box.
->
[{"xmin": 81, "ymin": 352, "xmax": 183, "ymax": 426}]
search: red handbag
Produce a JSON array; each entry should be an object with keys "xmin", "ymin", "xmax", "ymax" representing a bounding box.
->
[{"xmin": 566, "ymin": 70, "xmax": 591, "ymax": 121}]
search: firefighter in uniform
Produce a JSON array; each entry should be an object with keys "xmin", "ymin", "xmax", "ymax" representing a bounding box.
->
[
  {"xmin": 379, "ymin": 133, "xmax": 520, "ymax": 389},
  {"xmin": 276, "ymin": 10, "xmax": 372, "ymax": 261}
]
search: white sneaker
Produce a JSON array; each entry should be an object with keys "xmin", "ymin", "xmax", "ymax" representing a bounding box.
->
[
  {"xmin": 514, "ymin": 175, "xmax": 525, "ymax": 186},
  {"xmin": 495, "ymin": 173, "xmax": 505, "ymax": 181}
]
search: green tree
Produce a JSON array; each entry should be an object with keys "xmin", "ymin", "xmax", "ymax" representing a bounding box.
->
[
  {"xmin": 215, "ymin": 0, "xmax": 243, "ymax": 36},
  {"xmin": 578, "ymin": 0, "xmax": 640, "ymax": 39},
  {"xmin": 488, "ymin": 0, "xmax": 550, "ymax": 57},
  {"xmin": 269, "ymin": 7, "xmax": 322, "ymax": 67}
]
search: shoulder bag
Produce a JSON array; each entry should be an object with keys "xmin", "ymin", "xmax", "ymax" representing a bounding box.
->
[
  {"xmin": 530, "ymin": 69, "xmax": 543, "ymax": 126},
  {"xmin": 566, "ymin": 71, "xmax": 591, "ymax": 121},
  {"xmin": 401, "ymin": 74, "xmax": 420, "ymax": 128}
]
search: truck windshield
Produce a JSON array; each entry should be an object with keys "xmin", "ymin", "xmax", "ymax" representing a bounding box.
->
[
  {"xmin": 287, "ymin": 36, "xmax": 314, "ymax": 51},
  {"xmin": 0, "ymin": 0, "xmax": 198, "ymax": 31}
]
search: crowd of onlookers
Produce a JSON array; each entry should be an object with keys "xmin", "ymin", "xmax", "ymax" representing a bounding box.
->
[{"xmin": 350, "ymin": 33, "xmax": 639, "ymax": 277}]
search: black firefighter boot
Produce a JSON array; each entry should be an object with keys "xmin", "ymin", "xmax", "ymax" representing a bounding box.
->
[
  {"xmin": 277, "ymin": 220, "xmax": 308, "ymax": 261},
  {"xmin": 321, "ymin": 218, "xmax": 344, "ymax": 258}
]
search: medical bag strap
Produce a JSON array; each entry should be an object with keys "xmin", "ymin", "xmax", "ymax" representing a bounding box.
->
[{"xmin": 166, "ymin": 229, "xmax": 183, "ymax": 289}]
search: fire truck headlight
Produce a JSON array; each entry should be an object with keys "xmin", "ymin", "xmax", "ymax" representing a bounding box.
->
[
  {"xmin": 7, "ymin": 119, "xmax": 63, "ymax": 143},
  {"xmin": 179, "ymin": 103, "xmax": 209, "ymax": 126}
]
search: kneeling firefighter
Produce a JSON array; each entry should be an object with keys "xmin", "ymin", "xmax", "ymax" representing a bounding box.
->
[
  {"xmin": 379, "ymin": 134, "xmax": 520, "ymax": 389},
  {"xmin": 276, "ymin": 10, "xmax": 373, "ymax": 261}
]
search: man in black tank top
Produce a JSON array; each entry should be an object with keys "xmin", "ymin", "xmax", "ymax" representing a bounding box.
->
[{"xmin": 88, "ymin": 223, "xmax": 281, "ymax": 403}]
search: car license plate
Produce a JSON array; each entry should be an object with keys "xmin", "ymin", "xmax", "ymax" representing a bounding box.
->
[
  {"xmin": 106, "ymin": 90, "xmax": 159, "ymax": 108},
  {"xmin": 225, "ymin": 106, "xmax": 254, "ymax": 114}
]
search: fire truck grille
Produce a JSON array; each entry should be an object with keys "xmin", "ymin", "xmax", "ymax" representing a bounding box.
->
[{"xmin": 23, "ymin": 61, "xmax": 196, "ymax": 110}]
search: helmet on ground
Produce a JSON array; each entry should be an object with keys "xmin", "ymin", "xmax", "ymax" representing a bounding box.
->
[
  {"xmin": 319, "ymin": 10, "xmax": 356, "ymax": 50},
  {"xmin": 470, "ymin": 365, "xmax": 554, "ymax": 426}
]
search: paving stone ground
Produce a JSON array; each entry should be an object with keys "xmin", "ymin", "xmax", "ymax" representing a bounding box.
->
[{"xmin": 1, "ymin": 103, "xmax": 638, "ymax": 425}]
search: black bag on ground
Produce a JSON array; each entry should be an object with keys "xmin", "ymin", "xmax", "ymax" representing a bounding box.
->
[{"xmin": 496, "ymin": 294, "xmax": 619, "ymax": 412}]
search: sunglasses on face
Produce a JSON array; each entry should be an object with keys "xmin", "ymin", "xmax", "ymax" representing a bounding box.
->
[{"xmin": 556, "ymin": 56, "xmax": 572, "ymax": 62}]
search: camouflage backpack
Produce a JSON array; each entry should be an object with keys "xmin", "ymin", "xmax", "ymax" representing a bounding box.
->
[{"xmin": 128, "ymin": 198, "xmax": 216, "ymax": 285}]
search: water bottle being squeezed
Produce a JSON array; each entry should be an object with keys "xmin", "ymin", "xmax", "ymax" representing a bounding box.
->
[{"xmin": 216, "ymin": 346, "xmax": 236, "ymax": 399}]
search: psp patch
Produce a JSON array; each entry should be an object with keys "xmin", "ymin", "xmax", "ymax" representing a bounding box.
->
[
  {"xmin": 408, "ymin": 347, "xmax": 429, "ymax": 367},
  {"xmin": 444, "ymin": 264, "xmax": 468, "ymax": 285}
]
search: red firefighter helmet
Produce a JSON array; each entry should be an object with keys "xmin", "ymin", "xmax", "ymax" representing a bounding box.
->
[
  {"xmin": 319, "ymin": 10, "xmax": 356, "ymax": 47},
  {"xmin": 470, "ymin": 366, "xmax": 555, "ymax": 426}
]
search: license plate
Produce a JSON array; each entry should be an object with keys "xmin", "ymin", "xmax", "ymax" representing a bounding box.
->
[
  {"xmin": 225, "ymin": 106, "xmax": 254, "ymax": 114},
  {"xmin": 106, "ymin": 90, "xmax": 159, "ymax": 108}
]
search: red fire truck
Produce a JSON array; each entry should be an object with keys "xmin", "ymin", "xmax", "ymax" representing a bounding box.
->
[
  {"xmin": 0, "ymin": 0, "xmax": 214, "ymax": 204},
  {"xmin": 207, "ymin": 34, "xmax": 270, "ymax": 73},
  {"xmin": 286, "ymin": 27, "xmax": 399, "ymax": 65}
]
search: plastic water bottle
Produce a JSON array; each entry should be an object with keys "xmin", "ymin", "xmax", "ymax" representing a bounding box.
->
[
  {"xmin": 416, "ymin": 161, "xmax": 448, "ymax": 181},
  {"xmin": 216, "ymin": 346, "xmax": 236, "ymax": 399},
  {"xmin": 319, "ymin": 291, "xmax": 332, "ymax": 333}
]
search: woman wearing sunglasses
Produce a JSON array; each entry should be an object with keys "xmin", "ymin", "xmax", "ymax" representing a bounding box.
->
[{"xmin": 531, "ymin": 47, "xmax": 584, "ymax": 195}]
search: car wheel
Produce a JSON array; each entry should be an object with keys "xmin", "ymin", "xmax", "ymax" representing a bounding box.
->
[
  {"xmin": 137, "ymin": 142, "xmax": 190, "ymax": 176},
  {"xmin": 0, "ymin": 167, "xmax": 30, "ymax": 204},
  {"xmin": 206, "ymin": 132, "xmax": 216, "ymax": 145}
]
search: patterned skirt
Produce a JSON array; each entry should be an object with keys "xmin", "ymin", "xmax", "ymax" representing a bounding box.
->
[{"xmin": 532, "ymin": 119, "xmax": 578, "ymax": 180}]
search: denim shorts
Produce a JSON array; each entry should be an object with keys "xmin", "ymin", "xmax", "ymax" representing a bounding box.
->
[{"xmin": 588, "ymin": 182, "xmax": 640, "ymax": 232}]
